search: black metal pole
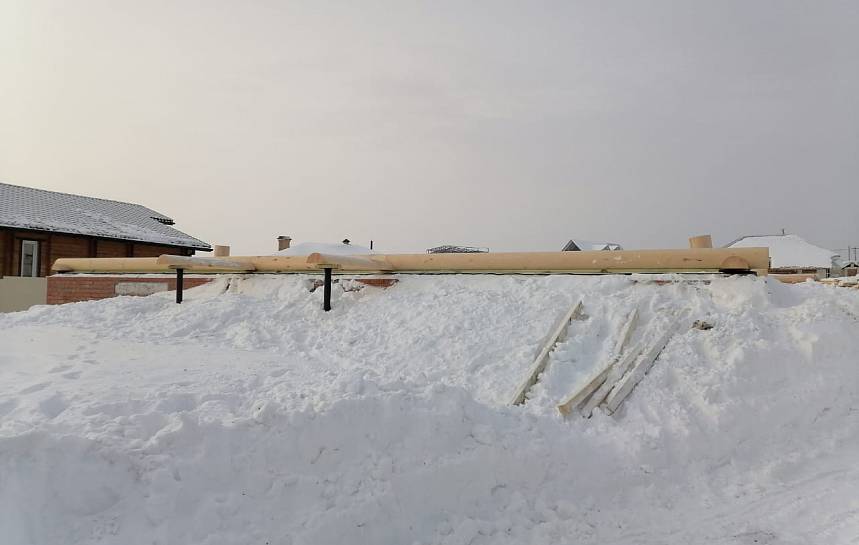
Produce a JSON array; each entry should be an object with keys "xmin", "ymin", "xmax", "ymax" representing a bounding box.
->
[
  {"xmin": 323, "ymin": 267, "xmax": 332, "ymax": 311},
  {"xmin": 176, "ymin": 268, "xmax": 184, "ymax": 304}
]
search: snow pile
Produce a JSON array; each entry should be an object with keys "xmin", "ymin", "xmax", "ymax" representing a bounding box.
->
[
  {"xmin": 728, "ymin": 234, "xmax": 837, "ymax": 269},
  {"xmin": 273, "ymin": 242, "xmax": 374, "ymax": 256},
  {"xmin": 1, "ymin": 275, "xmax": 859, "ymax": 544}
]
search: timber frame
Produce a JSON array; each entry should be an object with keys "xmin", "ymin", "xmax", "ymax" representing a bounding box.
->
[
  {"xmin": 53, "ymin": 248, "xmax": 770, "ymax": 276},
  {"xmin": 53, "ymin": 248, "xmax": 769, "ymax": 311}
]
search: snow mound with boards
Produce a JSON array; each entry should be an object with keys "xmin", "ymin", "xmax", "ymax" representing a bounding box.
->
[{"xmin": 1, "ymin": 274, "xmax": 858, "ymax": 544}]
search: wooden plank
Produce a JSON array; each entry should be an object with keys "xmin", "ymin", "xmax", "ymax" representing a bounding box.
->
[
  {"xmin": 580, "ymin": 339, "xmax": 646, "ymax": 417},
  {"xmin": 52, "ymin": 248, "xmax": 770, "ymax": 275},
  {"xmin": 382, "ymin": 248, "xmax": 769, "ymax": 275},
  {"xmin": 156, "ymin": 255, "xmax": 256, "ymax": 271},
  {"xmin": 305, "ymin": 253, "xmax": 393, "ymax": 271},
  {"xmin": 510, "ymin": 300, "xmax": 584, "ymax": 406},
  {"xmin": 688, "ymin": 235, "xmax": 713, "ymax": 249},
  {"xmin": 53, "ymin": 257, "xmax": 166, "ymax": 272},
  {"xmin": 557, "ymin": 307, "xmax": 638, "ymax": 416},
  {"xmin": 602, "ymin": 314, "xmax": 687, "ymax": 415},
  {"xmin": 772, "ymin": 273, "xmax": 817, "ymax": 284}
]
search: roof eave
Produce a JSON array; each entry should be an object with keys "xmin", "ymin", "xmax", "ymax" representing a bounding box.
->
[{"xmin": 0, "ymin": 223, "xmax": 211, "ymax": 251}]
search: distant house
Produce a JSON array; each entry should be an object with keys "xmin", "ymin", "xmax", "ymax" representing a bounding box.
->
[
  {"xmin": 1, "ymin": 182, "xmax": 210, "ymax": 279},
  {"xmin": 562, "ymin": 239, "xmax": 622, "ymax": 252},
  {"xmin": 839, "ymin": 261, "xmax": 858, "ymax": 277},
  {"xmin": 725, "ymin": 234, "xmax": 838, "ymax": 277}
]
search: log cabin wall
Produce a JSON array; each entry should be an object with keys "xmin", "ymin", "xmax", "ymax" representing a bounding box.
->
[{"xmin": 0, "ymin": 227, "xmax": 193, "ymax": 278}]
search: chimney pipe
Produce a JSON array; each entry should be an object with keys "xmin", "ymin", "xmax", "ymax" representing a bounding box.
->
[{"xmin": 277, "ymin": 236, "xmax": 292, "ymax": 251}]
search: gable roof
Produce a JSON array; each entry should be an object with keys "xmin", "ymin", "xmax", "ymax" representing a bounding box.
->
[
  {"xmin": 726, "ymin": 234, "xmax": 836, "ymax": 269},
  {"xmin": 0, "ymin": 182, "xmax": 210, "ymax": 250},
  {"xmin": 562, "ymin": 239, "xmax": 623, "ymax": 251}
]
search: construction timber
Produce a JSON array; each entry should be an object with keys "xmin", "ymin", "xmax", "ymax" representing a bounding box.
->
[{"xmin": 52, "ymin": 248, "xmax": 769, "ymax": 276}]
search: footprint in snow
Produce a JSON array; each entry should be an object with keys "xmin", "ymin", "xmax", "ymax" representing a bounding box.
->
[
  {"xmin": 0, "ymin": 399, "xmax": 18, "ymax": 417},
  {"xmin": 39, "ymin": 393, "xmax": 68, "ymax": 419},
  {"xmin": 19, "ymin": 382, "xmax": 50, "ymax": 394}
]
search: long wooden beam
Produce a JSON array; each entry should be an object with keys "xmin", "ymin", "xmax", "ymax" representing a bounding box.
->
[
  {"xmin": 305, "ymin": 253, "xmax": 393, "ymax": 271},
  {"xmin": 52, "ymin": 248, "xmax": 769, "ymax": 275},
  {"xmin": 371, "ymin": 248, "xmax": 768, "ymax": 274},
  {"xmin": 156, "ymin": 255, "xmax": 257, "ymax": 271}
]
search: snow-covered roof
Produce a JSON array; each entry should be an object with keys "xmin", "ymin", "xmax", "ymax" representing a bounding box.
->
[
  {"xmin": 726, "ymin": 234, "xmax": 837, "ymax": 269},
  {"xmin": 0, "ymin": 182, "xmax": 210, "ymax": 250},
  {"xmin": 562, "ymin": 239, "xmax": 623, "ymax": 251}
]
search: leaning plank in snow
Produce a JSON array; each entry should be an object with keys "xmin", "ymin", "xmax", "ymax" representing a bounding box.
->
[
  {"xmin": 557, "ymin": 307, "xmax": 638, "ymax": 416},
  {"xmin": 510, "ymin": 300, "xmax": 584, "ymax": 406},
  {"xmin": 580, "ymin": 338, "xmax": 646, "ymax": 417},
  {"xmin": 602, "ymin": 314, "xmax": 687, "ymax": 415}
]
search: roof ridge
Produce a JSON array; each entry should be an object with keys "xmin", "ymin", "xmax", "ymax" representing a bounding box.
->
[
  {"xmin": 725, "ymin": 233, "xmax": 795, "ymax": 247},
  {"xmin": 0, "ymin": 181, "xmax": 169, "ymax": 219}
]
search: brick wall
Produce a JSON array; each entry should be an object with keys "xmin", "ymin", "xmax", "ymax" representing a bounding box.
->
[
  {"xmin": 47, "ymin": 275, "xmax": 399, "ymax": 305},
  {"xmin": 47, "ymin": 275, "xmax": 213, "ymax": 305}
]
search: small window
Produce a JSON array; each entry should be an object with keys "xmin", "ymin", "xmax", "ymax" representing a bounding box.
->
[{"xmin": 20, "ymin": 240, "xmax": 39, "ymax": 277}]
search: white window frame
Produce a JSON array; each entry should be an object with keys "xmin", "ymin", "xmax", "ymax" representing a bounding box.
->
[{"xmin": 20, "ymin": 240, "xmax": 39, "ymax": 277}]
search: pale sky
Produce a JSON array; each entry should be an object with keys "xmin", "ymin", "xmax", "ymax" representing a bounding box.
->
[{"xmin": 1, "ymin": 1, "xmax": 857, "ymax": 255}]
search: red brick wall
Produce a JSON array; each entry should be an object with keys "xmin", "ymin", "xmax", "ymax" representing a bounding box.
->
[
  {"xmin": 47, "ymin": 275, "xmax": 213, "ymax": 305},
  {"xmin": 47, "ymin": 275, "xmax": 398, "ymax": 305}
]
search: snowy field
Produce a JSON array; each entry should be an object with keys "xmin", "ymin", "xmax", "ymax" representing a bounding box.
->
[{"xmin": 1, "ymin": 274, "xmax": 858, "ymax": 545}]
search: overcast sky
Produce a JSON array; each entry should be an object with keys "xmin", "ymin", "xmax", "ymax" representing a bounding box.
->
[{"xmin": 1, "ymin": 1, "xmax": 857, "ymax": 255}]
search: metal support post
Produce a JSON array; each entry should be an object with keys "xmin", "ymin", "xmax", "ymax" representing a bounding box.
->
[{"xmin": 323, "ymin": 267, "xmax": 332, "ymax": 311}]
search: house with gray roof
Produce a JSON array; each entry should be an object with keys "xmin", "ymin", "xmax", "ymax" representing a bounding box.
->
[{"xmin": 1, "ymin": 182, "xmax": 210, "ymax": 281}]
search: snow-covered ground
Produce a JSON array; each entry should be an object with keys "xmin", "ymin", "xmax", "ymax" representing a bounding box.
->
[{"xmin": 1, "ymin": 274, "xmax": 858, "ymax": 545}]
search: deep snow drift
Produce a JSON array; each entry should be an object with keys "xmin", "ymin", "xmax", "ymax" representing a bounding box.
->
[{"xmin": 1, "ymin": 274, "xmax": 858, "ymax": 544}]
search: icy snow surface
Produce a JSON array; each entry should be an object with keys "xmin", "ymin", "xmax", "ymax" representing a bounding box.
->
[{"xmin": 1, "ymin": 274, "xmax": 859, "ymax": 544}]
